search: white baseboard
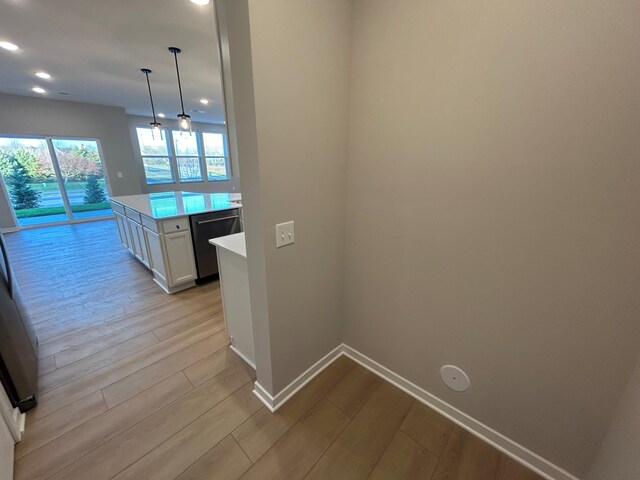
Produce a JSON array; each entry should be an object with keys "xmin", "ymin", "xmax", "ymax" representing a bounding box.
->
[
  {"xmin": 256, "ymin": 343, "xmax": 580, "ymax": 480},
  {"xmin": 341, "ymin": 345, "xmax": 580, "ymax": 480},
  {"xmin": 230, "ymin": 345, "xmax": 256, "ymax": 370},
  {"xmin": 253, "ymin": 343, "xmax": 343, "ymax": 413}
]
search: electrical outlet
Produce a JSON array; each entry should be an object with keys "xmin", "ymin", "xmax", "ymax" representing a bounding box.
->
[
  {"xmin": 117, "ymin": 171, "xmax": 123, "ymax": 178},
  {"xmin": 275, "ymin": 221, "xmax": 295, "ymax": 248}
]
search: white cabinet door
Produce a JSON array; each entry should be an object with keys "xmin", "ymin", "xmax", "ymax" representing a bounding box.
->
[
  {"xmin": 129, "ymin": 220, "xmax": 150, "ymax": 269},
  {"xmin": 127, "ymin": 218, "xmax": 141, "ymax": 259},
  {"xmin": 144, "ymin": 227, "xmax": 166, "ymax": 282},
  {"xmin": 163, "ymin": 231, "xmax": 197, "ymax": 286},
  {"xmin": 114, "ymin": 212, "xmax": 130, "ymax": 250}
]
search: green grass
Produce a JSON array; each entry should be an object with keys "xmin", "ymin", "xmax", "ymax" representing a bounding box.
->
[
  {"xmin": 15, "ymin": 202, "xmax": 111, "ymax": 218},
  {"xmin": 29, "ymin": 180, "xmax": 107, "ymax": 192}
]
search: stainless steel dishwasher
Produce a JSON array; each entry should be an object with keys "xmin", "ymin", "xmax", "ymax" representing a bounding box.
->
[{"xmin": 190, "ymin": 209, "xmax": 242, "ymax": 281}]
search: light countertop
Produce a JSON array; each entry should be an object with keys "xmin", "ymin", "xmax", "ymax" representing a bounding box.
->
[
  {"xmin": 111, "ymin": 191, "xmax": 241, "ymax": 220},
  {"xmin": 209, "ymin": 232, "xmax": 246, "ymax": 258}
]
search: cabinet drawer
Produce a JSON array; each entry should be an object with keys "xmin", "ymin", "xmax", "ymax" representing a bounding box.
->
[
  {"xmin": 141, "ymin": 215, "xmax": 158, "ymax": 233},
  {"xmin": 162, "ymin": 217, "xmax": 189, "ymax": 234},
  {"xmin": 125, "ymin": 207, "xmax": 142, "ymax": 224},
  {"xmin": 112, "ymin": 202, "xmax": 125, "ymax": 215}
]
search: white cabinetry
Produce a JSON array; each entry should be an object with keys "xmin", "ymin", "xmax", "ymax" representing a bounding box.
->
[
  {"xmin": 114, "ymin": 212, "xmax": 129, "ymax": 250},
  {"xmin": 164, "ymin": 231, "xmax": 197, "ymax": 286},
  {"xmin": 128, "ymin": 219, "xmax": 150, "ymax": 268},
  {"xmin": 144, "ymin": 227, "xmax": 166, "ymax": 283},
  {"xmin": 210, "ymin": 233, "xmax": 255, "ymax": 368},
  {"xmin": 111, "ymin": 200, "xmax": 197, "ymax": 294}
]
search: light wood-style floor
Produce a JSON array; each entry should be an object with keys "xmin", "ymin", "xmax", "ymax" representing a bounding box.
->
[{"xmin": 6, "ymin": 220, "xmax": 543, "ymax": 480}]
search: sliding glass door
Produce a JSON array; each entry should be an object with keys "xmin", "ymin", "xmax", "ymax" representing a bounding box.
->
[
  {"xmin": 51, "ymin": 139, "xmax": 112, "ymax": 220},
  {"xmin": 0, "ymin": 136, "xmax": 112, "ymax": 228}
]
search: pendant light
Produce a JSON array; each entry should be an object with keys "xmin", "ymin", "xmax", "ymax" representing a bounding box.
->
[
  {"xmin": 141, "ymin": 68, "xmax": 162, "ymax": 137},
  {"xmin": 168, "ymin": 47, "xmax": 191, "ymax": 132}
]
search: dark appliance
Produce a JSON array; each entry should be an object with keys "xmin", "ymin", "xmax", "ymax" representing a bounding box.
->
[
  {"xmin": 190, "ymin": 209, "xmax": 241, "ymax": 281},
  {"xmin": 0, "ymin": 233, "xmax": 38, "ymax": 412}
]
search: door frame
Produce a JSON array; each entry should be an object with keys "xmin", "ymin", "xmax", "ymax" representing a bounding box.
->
[{"xmin": 0, "ymin": 133, "xmax": 114, "ymax": 230}]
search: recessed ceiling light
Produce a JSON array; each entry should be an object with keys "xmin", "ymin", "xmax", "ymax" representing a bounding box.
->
[
  {"xmin": 158, "ymin": 113, "xmax": 165, "ymax": 118},
  {"xmin": 199, "ymin": 98, "xmax": 209, "ymax": 105},
  {"xmin": 0, "ymin": 41, "xmax": 19, "ymax": 51},
  {"xmin": 32, "ymin": 87, "xmax": 46, "ymax": 94},
  {"xmin": 35, "ymin": 71, "xmax": 51, "ymax": 79},
  {"xmin": 190, "ymin": 0, "xmax": 210, "ymax": 5}
]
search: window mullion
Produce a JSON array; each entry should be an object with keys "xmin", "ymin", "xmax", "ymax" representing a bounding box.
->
[
  {"xmin": 167, "ymin": 129, "xmax": 179, "ymax": 184},
  {"xmin": 197, "ymin": 131, "xmax": 207, "ymax": 182}
]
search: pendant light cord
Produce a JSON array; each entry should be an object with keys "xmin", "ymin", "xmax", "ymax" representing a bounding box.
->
[
  {"xmin": 142, "ymin": 69, "xmax": 159, "ymax": 124},
  {"xmin": 171, "ymin": 48, "xmax": 187, "ymax": 116}
]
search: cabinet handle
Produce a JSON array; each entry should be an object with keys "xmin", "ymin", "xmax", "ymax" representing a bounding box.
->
[{"xmin": 196, "ymin": 215, "xmax": 239, "ymax": 225}]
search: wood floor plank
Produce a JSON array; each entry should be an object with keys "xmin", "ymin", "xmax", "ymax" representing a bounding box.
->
[
  {"xmin": 41, "ymin": 301, "xmax": 184, "ymax": 361},
  {"xmin": 34, "ymin": 287, "xmax": 179, "ymax": 344},
  {"xmin": 37, "ymin": 355, "xmax": 56, "ymax": 375},
  {"xmin": 368, "ymin": 430, "xmax": 439, "ymax": 480},
  {"xmin": 326, "ymin": 363, "xmax": 383, "ymax": 418},
  {"xmin": 47, "ymin": 362, "xmax": 255, "ymax": 480},
  {"xmin": 304, "ymin": 381, "xmax": 414, "ymax": 480},
  {"xmin": 112, "ymin": 383, "xmax": 262, "ymax": 480},
  {"xmin": 152, "ymin": 307, "xmax": 223, "ymax": 341},
  {"xmin": 495, "ymin": 454, "xmax": 544, "ymax": 480},
  {"xmin": 102, "ymin": 327, "xmax": 228, "ymax": 408},
  {"xmin": 430, "ymin": 427, "xmax": 501, "ymax": 480},
  {"xmin": 30, "ymin": 319, "xmax": 222, "ymax": 421},
  {"xmin": 173, "ymin": 435, "xmax": 252, "ymax": 480},
  {"xmin": 232, "ymin": 355, "xmax": 355, "ymax": 462},
  {"xmin": 400, "ymin": 400, "xmax": 456, "ymax": 457},
  {"xmin": 15, "ymin": 390, "xmax": 107, "ymax": 459},
  {"xmin": 40, "ymin": 332, "xmax": 159, "ymax": 394},
  {"xmin": 241, "ymin": 399, "xmax": 350, "ymax": 480},
  {"xmin": 183, "ymin": 347, "xmax": 241, "ymax": 387},
  {"xmin": 14, "ymin": 373, "xmax": 193, "ymax": 480}
]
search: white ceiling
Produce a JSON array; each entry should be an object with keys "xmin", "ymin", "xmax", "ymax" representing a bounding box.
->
[{"xmin": 0, "ymin": 0, "xmax": 225, "ymax": 124}]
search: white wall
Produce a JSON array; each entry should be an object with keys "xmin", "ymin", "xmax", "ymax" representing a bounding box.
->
[
  {"xmin": 0, "ymin": 93, "xmax": 143, "ymax": 229},
  {"xmin": 0, "ymin": 420, "xmax": 12, "ymax": 480},
  {"xmin": 343, "ymin": 1, "xmax": 640, "ymax": 477},
  {"xmin": 218, "ymin": 0, "xmax": 352, "ymax": 394},
  {"xmin": 588, "ymin": 356, "xmax": 640, "ymax": 480},
  {"xmin": 127, "ymin": 115, "xmax": 241, "ymax": 194},
  {"xmin": 0, "ymin": 385, "xmax": 20, "ymax": 480}
]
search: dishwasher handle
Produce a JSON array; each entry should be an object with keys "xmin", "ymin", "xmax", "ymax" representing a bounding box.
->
[{"xmin": 196, "ymin": 214, "xmax": 239, "ymax": 225}]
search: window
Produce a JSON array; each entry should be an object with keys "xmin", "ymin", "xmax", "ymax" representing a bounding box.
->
[
  {"xmin": 172, "ymin": 130, "xmax": 202, "ymax": 182},
  {"xmin": 203, "ymin": 132, "xmax": 229, "ymax": 181},
  {"xmin": 136, "ymin": 127, "xmax": 174, "ymax": 184},
  {"xmin": 0, "ymin": 136, "xmax": 111, "ymax": 226},
  {"xmin": 136, "ymin": 127, "xmax": 230, "ymax": 185}
]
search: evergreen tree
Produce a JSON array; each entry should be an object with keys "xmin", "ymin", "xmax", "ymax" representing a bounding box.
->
[
  {"xmin": 0, "ymin": 152, "xmax": 15, "ymax": 178},
  {"xmin": 8, "ymin": 162, "xmax": 40, "ymax": 209},
  {"xmin": 83, "ymin": 175, "xmax": 106, "ymax": 204}
]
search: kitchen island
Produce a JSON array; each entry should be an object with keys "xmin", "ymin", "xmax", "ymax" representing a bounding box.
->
[{"xmin": 110, "ymin": 191, "xmax": 242, "ymax": 293}]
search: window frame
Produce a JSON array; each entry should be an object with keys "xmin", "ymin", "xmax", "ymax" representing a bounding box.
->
[
  {"xmin": 136, "ymin": 126, "xmax": 231, "ymax": 186},
  {"xmin": 135, "ymin": 127, "xmax": 176, "ymax": 185},
  {"xmin": 202, "ymin": 131, "xmax": 230, "ymax": 182},
  {"xmin": 171, "ymin": 129, "xmax": 204, "ymax": 183}
]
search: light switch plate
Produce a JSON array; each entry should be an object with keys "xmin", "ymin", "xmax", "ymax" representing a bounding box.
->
[{"xmin": 275, "ymin": 221, "xmax": 295, "ymax": 248}]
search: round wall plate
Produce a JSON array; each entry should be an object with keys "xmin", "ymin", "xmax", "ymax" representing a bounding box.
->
[{"xmin": 440, "ymin": 364, "xmax": 471, "ymax": 392}]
